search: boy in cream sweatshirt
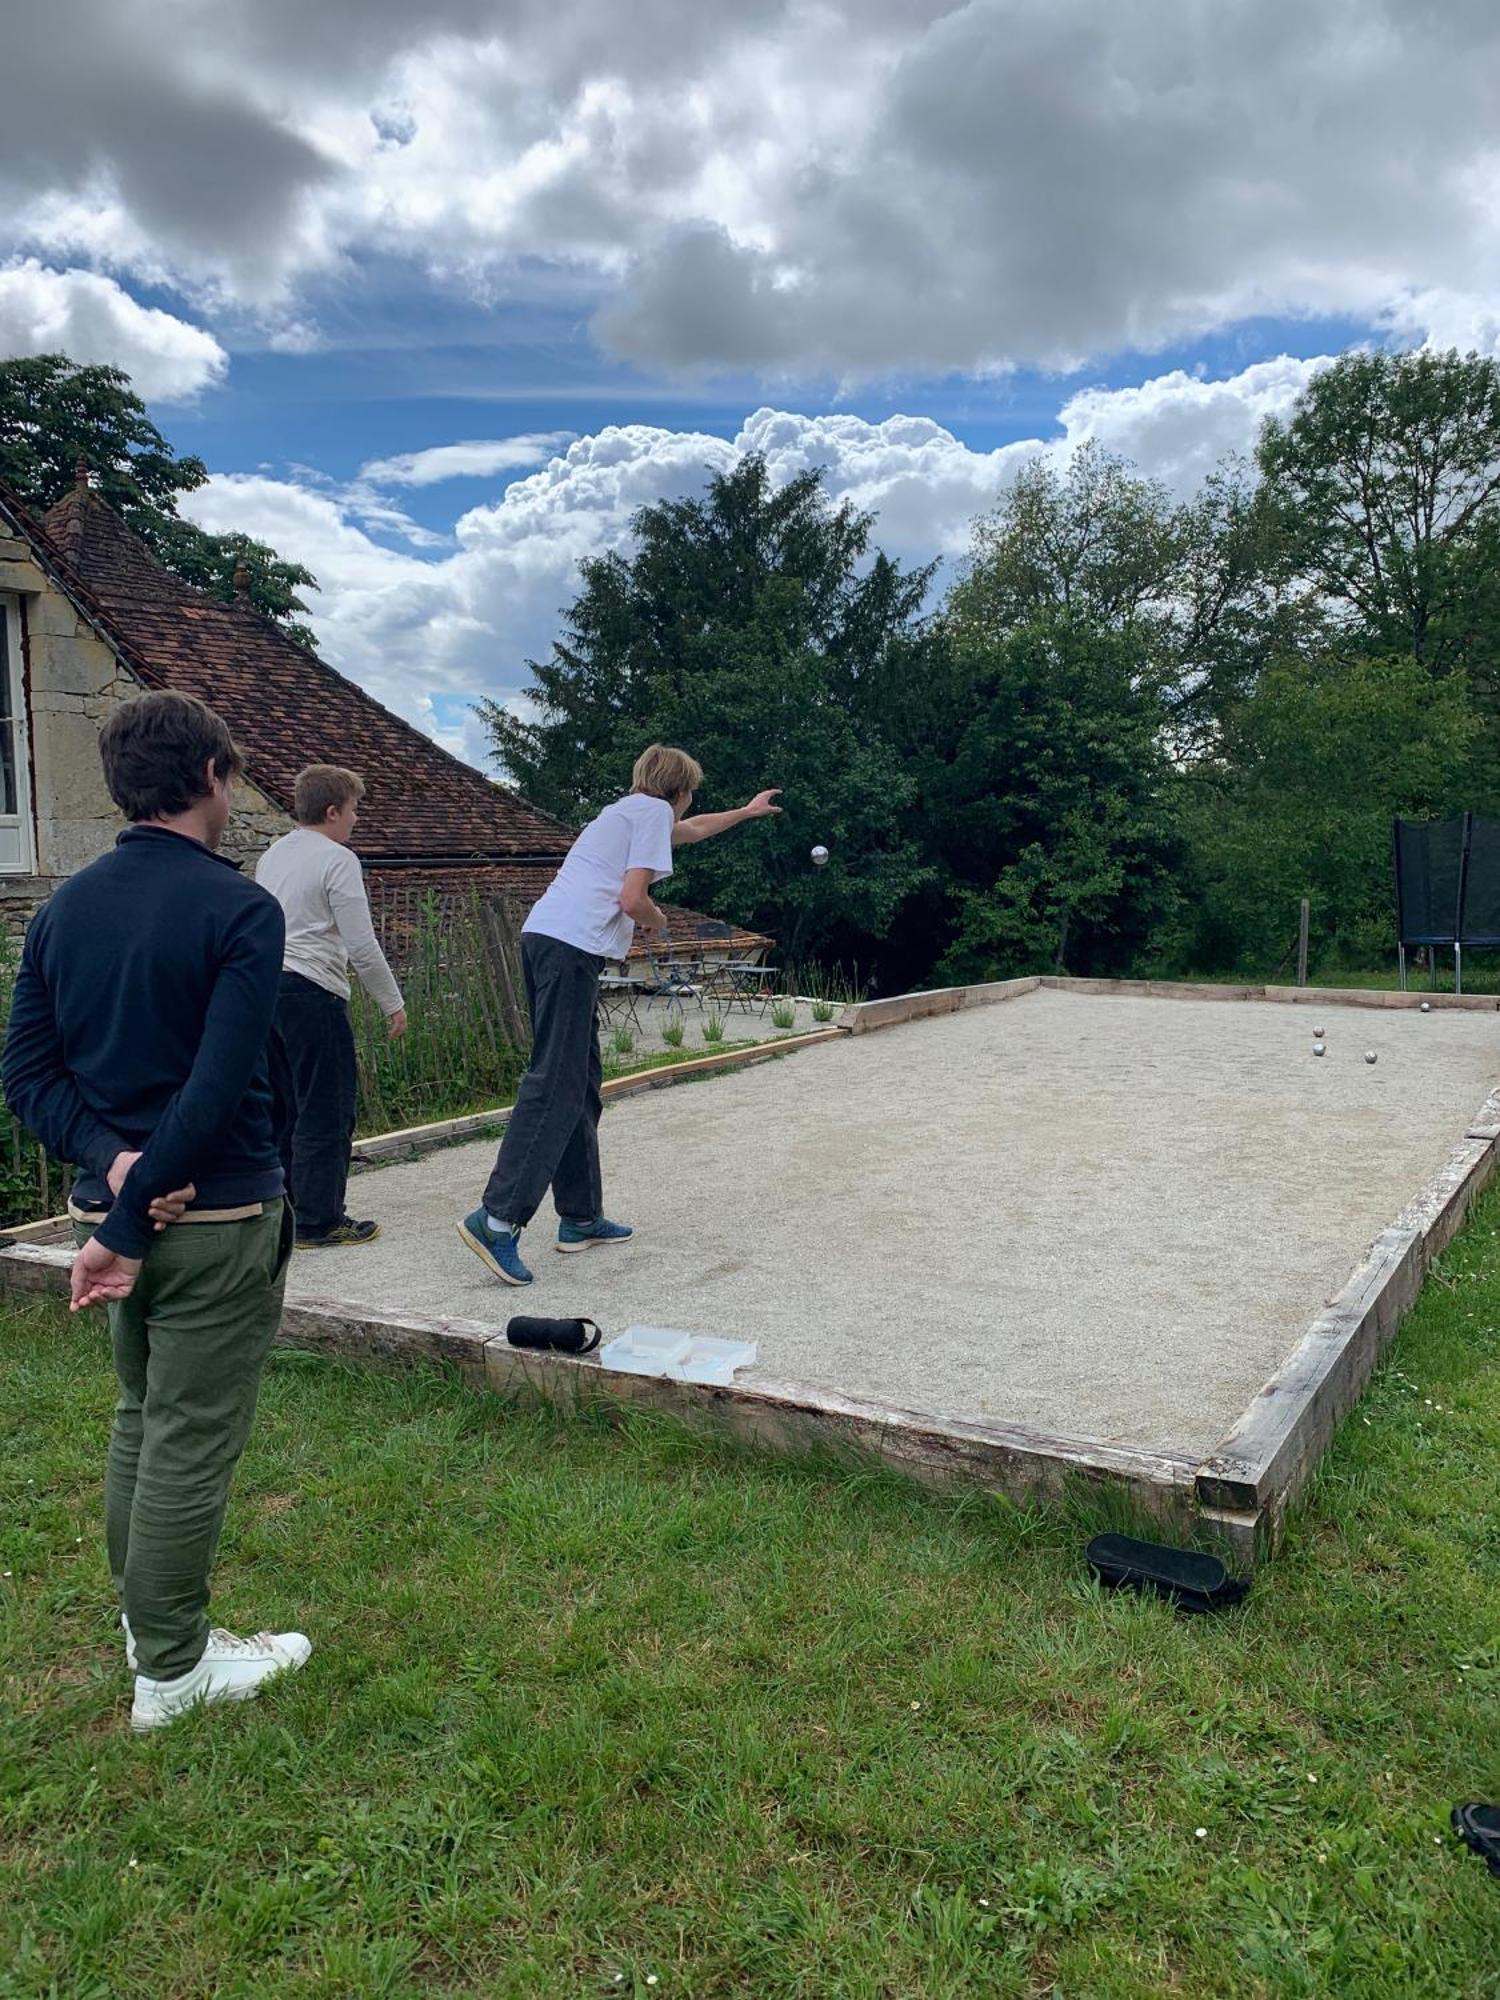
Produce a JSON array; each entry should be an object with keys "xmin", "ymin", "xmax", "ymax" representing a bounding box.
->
[{"xmin": 256, "ymin": 765, "xmax": 407, "ymax": 1247}]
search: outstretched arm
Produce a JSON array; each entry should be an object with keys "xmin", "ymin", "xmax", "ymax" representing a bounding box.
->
[{"xmin": 671, "ymin": 789, "xmax": 782, "ymax": 847}]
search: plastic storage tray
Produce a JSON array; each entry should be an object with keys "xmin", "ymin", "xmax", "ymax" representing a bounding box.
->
[{"xmin": 599, "ymin": 1326, "xmax": 758, "ymax": 1386}]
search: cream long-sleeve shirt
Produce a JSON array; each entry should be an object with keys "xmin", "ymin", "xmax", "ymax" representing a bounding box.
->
[{"xmin": 255, "ymin": 827, "xmax": 404, "ymax": 1016}]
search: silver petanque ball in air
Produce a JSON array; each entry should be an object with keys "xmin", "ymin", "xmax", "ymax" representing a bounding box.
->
[
  {"xmin": 1365, "ymin": 1050, "xmax": 1378, "ymax": 1064},
  {"xmin": 811, "ymin": 844, "xmax": 829, "ymax": 867},
  {"xmin": 1312, "ymin": 1041, "xmax": 1327, "ymax": 1057},
  {"xmin": 1420, "ymin": 1001, "xmax": 1431, "ymax": 1012}
]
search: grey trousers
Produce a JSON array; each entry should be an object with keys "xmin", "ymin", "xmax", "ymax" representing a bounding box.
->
[{"xmin": 482, "ymin": 931, "xmax": 604, "ymax": 1228}]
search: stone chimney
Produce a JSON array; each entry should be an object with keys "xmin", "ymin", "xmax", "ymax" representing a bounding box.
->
[
  {"xmin": 232, "ymin": 561, "xmax": 252, "ymax": 603},
  {"xmin": 74, "ymin": 456, "xmax": 90, "ymax": 495}
]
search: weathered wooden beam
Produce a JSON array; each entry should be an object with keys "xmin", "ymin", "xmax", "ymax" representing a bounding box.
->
[
  {"xmin": 0, "ymin": 1213, "xmax": 71, "ymax": 1244},
  {"xmin": 1197, "ymin": 1111, "xmax": 1497, "ymax": 1545},
  {"xmin": 1260, "ymin": 983, "xmax": 1500, "ymax": 1013},
  {"xmin": 842, "ymin": 977, "xmax": 1040, "ymax": 1035},
  {"xmin": 350, "ymin": 1029, "xmax": 842, "ymax": 1166},
  {"xmin": 1042, "ymin": 976, "xmax": 1262, "ymax": 1003},
  {"xmin": 278, "ymin": 1292, "xmax": 1201, "ymax": 1526},
  {"xmin": 0, "ymin": 1236, "xmax": 1198, "ymax": 1533}
]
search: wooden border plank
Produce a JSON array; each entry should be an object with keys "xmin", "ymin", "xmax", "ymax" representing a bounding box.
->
[
  {"xmin": 0, "ymin": 1240, "xmax": 1198, "ymax": 1530},
  {"xmin": 1196, "ymin": 1109, "xmax": 1498, "ymax": 1538},
  {"xmin": 1260, "ymin": 983, "xmax": 1500, "ymax": 1013},
  {"xmin": 351, "ymin": 1029, "xmax": 842, "ymax": 1166},
  {"xmin": 1041, "ymin": 976, "xmax": 1262, "ymax": 1003},
  {"xmin": 0, "ymin": 1212, "xmax": 71, "ymax": 1244},
  {"xmin": 284, "ymin": 1298, "xmax": 1200, "ymax": 1523},
  {"xmin": 842, "ymin": 977, "xmax": 1039, "ymax": 1035}
]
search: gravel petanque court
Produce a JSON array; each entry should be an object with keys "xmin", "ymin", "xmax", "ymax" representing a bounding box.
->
[{"xmin": 298, "ymin": 988, "xmax": 1500, "ymax": 1460}]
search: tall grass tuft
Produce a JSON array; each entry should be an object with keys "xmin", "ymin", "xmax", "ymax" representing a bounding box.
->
[
  {"xmin": 0, "ymin": 935, "xmax": 74, "ymax": 1227},
  {"xmin": 349, "ymin": 893, "xmax": 527, "ymax": 1134}
]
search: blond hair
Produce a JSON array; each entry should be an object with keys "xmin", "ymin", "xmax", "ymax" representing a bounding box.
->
[
  {"xmin": 293, "ymin": 764, "xmax": 365, "ymax": 825},
  {"xmin": 630, "ymin": 744, "xmax": 703, "ymax": 803}
]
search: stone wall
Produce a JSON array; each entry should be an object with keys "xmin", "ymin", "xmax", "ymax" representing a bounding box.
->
[
  {"xmin": 0, "ymin": 874, "xmax": 58, "ymax": 941},
  {"xmin": 1, "ymin": 539, "xmax": 137, "ymax": 877},
  {"xmin": 221, "ymin": 786, "xmax": 292, "ymax": 871},
  {"xmin": 0, "ymin": 538, "xmax": 291, "ymax": 887}
]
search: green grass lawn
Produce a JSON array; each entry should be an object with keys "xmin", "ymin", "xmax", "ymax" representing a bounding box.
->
[{"xmin": 3, "ymin": 1203, "xmax": 1499, "ymax": 1999}]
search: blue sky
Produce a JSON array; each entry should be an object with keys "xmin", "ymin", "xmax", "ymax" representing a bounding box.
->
[
  {"xmin": 165, "ymin": 280, "xmax": 1371, "ymax": 539},
  {"xmin": 2, "ymin": 1, "xmax": 1496, "ymax": 759}
]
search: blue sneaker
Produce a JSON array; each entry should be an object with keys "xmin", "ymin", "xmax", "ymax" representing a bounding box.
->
[
  {"xmin": 556, "ymin": 1216, "xmax": 634, "ymax": 1254},
  {"xmin": 456, "ymin": 1208, "xmax": 533, "ymax": 1286}
]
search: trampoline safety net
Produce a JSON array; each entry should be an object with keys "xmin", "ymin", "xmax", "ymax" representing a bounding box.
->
[{"xmin": 1393, "ymin": 816, "xmax": 1465, "ymax": 946}]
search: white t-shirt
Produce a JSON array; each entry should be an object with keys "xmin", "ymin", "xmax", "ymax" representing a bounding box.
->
[
  {"xmin": 523, "ymin": 793, "xmax": 674, "ymax": 960},
  {"xmin": 255, "ymin": 826, "xmax": 405, "ymax": 1015}
]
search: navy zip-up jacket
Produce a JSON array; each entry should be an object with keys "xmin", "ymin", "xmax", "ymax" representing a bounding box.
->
[{"xmin": 2, "ymin": 825, "xmax": 286, "ymax": 1258}]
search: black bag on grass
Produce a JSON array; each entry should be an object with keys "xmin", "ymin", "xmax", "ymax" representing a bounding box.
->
[{"xmin": 1086, "ymin": 1533, "xmax": 1249, "ymax": 1614}]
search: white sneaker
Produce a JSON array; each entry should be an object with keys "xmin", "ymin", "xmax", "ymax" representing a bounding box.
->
[{"xmin": 129, "ymin": 1625, "xmax": 312, "ymax": 1732}]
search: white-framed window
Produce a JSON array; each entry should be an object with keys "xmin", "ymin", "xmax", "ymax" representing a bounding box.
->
[{"xmin": 0, "ymin": 593, "xmax": 35, "ymax": 874}]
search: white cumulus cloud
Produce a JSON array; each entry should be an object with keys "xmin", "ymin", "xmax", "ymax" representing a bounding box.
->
[
  {"xmin": 358, "ymin": 434, "xmax": 574, "ymax": 487},
  {"xmin": 0, "ymin": 259, "xmax": 226, "ymax": 400},
  {"xmin": 179, "ymin": 357, "xmax": 1316, "ymax": 770}
]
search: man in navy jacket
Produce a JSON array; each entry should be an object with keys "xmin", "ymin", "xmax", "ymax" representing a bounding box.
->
[{"xmin": 3, "ymin": 691, "xmax": 313, "ymax": 1730}]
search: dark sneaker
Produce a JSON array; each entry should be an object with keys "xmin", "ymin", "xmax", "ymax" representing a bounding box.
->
[
  {"xmin": 556, "ymin": 1216, "xmax": 634, "ymax": 1254},
  {"xmin": 297, "ymin": 1217, "xmax": 381, "ymax": 1248},
  {"xmin": 456, "ymin": 1207, "xmax": 533, "ymax": 1285}
]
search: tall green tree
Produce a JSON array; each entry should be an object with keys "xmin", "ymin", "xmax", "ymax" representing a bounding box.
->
[
  {"xmin": 871, "ymin": 612, "xmax": 1186, "ymax": 986},
  {"xmin": 1182, "ymin": 653, "xmax": 1476, "ymax": 973},
  {"xmin": 955, "ymin": 442, "xmax": 1307, "ymax": 749},
  {"xmin": 1257, "ymin": 348, "xmax": 1500, "ymax": 677},
  {"xmin": 481, "ymin": 456, "xmax": 933, "ymax": 966},
  {"xmin": 0, "ymin": 354, "xmax": 316, "ymax": 639}
]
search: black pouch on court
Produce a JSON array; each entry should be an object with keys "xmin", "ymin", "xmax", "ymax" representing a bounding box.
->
[{"xmin": 506, "ymin": 1315, "xmax": 602, "ymax": 1355}]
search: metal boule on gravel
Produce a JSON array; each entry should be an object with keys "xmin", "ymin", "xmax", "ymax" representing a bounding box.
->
[
  {"xmin": 1313, "ymin": 1041, "xmax": 1326, "ymax": 1057},
  {"xmin": 1365, "ymin": 1050, "xmax": 1378, "ymax": 1064}
]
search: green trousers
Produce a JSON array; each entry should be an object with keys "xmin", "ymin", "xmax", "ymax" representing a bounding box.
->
[{"xmin": 75, "ymin": 1201, "xmax": 294, "ymax": 1681}]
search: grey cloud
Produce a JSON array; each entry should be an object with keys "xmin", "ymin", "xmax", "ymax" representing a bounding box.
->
[
  {"xmin": 5, "ymin": 0, "xmax": 1500, "ymax": 371},
  {"xmin": 0, "ymin": 3, "xmax": 334, "ymax": 280},
  {"xmin": 599, "ymin": 0, "xmax": 1500, "ymax": 374}
]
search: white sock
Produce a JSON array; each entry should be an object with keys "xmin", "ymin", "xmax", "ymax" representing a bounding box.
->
[{"xmin": 484, "ymin": 1213, "xmax": 515, "ymax": 1236}]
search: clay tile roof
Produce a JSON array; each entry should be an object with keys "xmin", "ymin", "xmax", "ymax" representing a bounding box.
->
[{"xmin": 36, "ymin": 486, "xmax": 574, "ymax": 861}]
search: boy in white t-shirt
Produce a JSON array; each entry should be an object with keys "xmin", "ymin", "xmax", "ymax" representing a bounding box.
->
[{"xmin": 457, "ymin": 745, "xmax": 781, "ymax": 1286}]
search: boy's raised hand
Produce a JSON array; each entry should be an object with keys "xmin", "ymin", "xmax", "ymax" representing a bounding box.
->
[{"xmin": 743, "ymin": 789, "xmax": 783, "ymax": 817}]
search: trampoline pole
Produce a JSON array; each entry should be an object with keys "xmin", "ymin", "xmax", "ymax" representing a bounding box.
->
[
  {"xmin": 1455, "ymin": 941, "xmax": 1463, "ymax": 997},
  {"xmin": 1398, "ymin": 943, "xmax": 1407, "ymax": 992}
]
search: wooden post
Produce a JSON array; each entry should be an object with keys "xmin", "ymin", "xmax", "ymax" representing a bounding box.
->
[
  {"xmin": 478, "ymin": 894, "xmax": 531, "ymax": 1052},
  {"xmin": 1296, "ymin": 898, "xmax": 1310, "ymax": 988}
]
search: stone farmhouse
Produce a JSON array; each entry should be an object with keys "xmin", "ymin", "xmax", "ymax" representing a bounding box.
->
[{"xmin": 0, "ymin": 467, "xmax": 766, "ymax": 970}]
